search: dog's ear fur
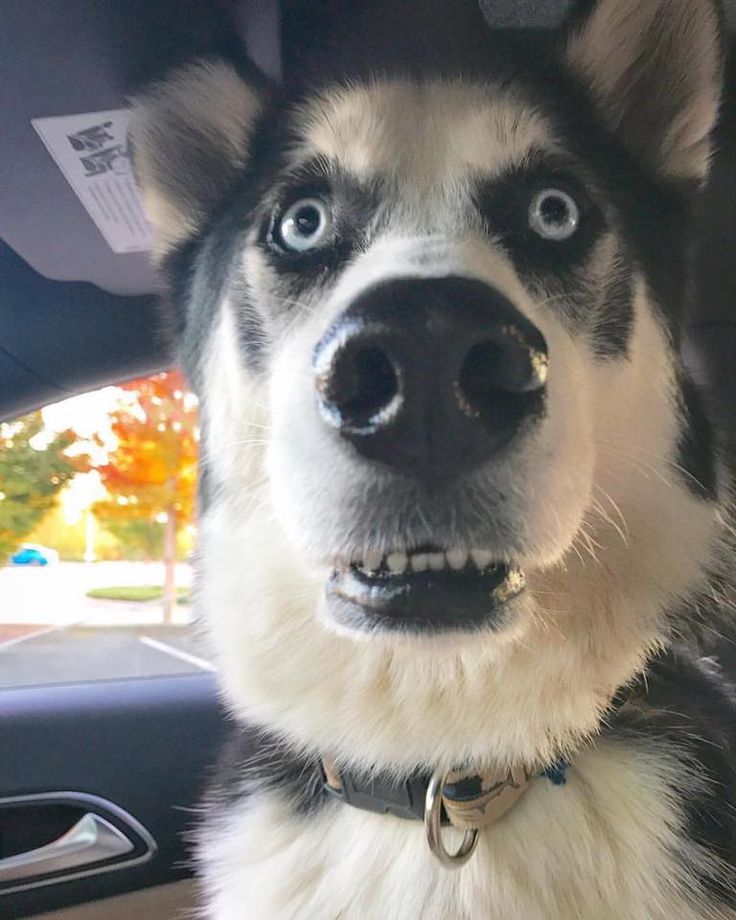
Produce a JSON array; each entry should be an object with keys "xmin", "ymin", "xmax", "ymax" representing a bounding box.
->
[
  {"xmin": 563, "ymin": 0, "xmax": 723, "ymax": 182},
  {"xmin": 130, "ymin": 60, "xmax": 264, "ymax": 258}
]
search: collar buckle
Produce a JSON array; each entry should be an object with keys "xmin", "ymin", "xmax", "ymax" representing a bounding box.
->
[{"xmin": 321, "ymin": 756, "xmax": 428, "ymax": 822}]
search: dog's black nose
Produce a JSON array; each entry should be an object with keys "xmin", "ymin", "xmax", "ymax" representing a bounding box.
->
[{"xmin": 312, "ymin": 276, "xmax": 548, "ymax": 481}]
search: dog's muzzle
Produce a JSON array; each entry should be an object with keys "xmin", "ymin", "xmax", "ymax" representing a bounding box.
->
[{"xmin": 313, "ymin": 276, "xmax": 546, "ymax": 633}]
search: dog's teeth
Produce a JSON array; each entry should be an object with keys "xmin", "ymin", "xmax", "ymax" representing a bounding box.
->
[
  {"xmin": 411, "ymin": 553, "xmax": 429, "ymax": 572},
  {"xmin": 387, "ymin": 552, "xmax": 408, "ymax": 574},
  {"xmin": 446, "ymin": 548, "xmax": 467, "ymax": 570},
  {"xmin": 354, "ymin": 547, "xmax": 498, "ymax": 575},
  {"xmin": 363, "ymin": 549, "xmax": 382, "ymax": 572},
  {"xmin": 350, "ymin": 546, "xmax": 500, "ymax": 575},
  {"xmin": 471, "ymin": 549, "xmax": 494, "ymax": 570}
]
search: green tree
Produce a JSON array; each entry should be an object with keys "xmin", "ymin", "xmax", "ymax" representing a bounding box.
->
[{"xmin": 0, "ymin": 412, "xmax": 79, "ymax": 559}]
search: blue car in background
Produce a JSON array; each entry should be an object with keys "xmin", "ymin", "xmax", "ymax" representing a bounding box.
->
[{"xmin": 10, "ymin": 544, "xmax": 59, "ymax": 566}]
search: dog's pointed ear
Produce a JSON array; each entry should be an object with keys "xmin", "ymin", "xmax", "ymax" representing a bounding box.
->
[
  {"xmin": 563, "ymin": 0, "xmax": 723, "ymax": 182},
  {"xmin": 130, "ymin": 59, "xmax": 265, "ymax": 259}
]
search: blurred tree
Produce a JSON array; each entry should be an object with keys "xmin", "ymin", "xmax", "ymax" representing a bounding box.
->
[
  {"xmin": 102, "ymin": 517, "xmax": 165, "ymax": 561},
  {"xmin": 0, "ymin": 412, "xmax": 79, "ymax": 559},
  {"xmin": 91, "ymin": 371, "xmax": 198, "ymax": 622},
  {"xmin": 27, "ymin": 502, "xmax": 120, "ymax": 562}
]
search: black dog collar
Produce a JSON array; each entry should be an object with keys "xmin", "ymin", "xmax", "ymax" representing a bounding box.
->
[{"xmin": 321, "ymin": 757, "xmax": 568, "ymax": 829}]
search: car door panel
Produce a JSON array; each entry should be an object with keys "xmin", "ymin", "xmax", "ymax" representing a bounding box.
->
[
  {"xmin": 0, "ymin": 674, "xmax": 227, "ymax": 918},
  {"xmin": 28, "ymin": 881, "xmax": 196, "ymax": 920}
]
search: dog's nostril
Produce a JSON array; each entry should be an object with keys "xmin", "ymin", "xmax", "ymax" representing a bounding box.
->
[
  {"xmin": 457, "ymin": 331, "xmax": 548, "ymax": 417},
  {"xmin": 314, "ymin": 280, "xmax": 549, "ymax": 475},
  {"xmin": 320, "ymin": 344, "xmax": 400, "ymax": 429}
]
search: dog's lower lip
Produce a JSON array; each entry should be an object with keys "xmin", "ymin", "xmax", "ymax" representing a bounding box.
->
[{"xmin": 325, "ymin": 562, "xmax": 525, "ymax": 633}]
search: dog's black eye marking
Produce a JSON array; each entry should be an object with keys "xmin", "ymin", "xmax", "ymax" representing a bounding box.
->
[
  {"xmin": 258, "ymin": 159, "xmax": 380, "ymax": 285},
  {"xmin": 473, "ymin": 155, "xmax": 604, "ymax": 278}
]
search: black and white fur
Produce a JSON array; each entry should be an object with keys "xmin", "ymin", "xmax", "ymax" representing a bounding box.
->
[{"xmin": 132, "ymin": 1, "xmax": 736, "ymax": 916}]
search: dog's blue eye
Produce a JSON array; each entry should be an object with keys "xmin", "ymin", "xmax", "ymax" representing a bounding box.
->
[
  {"xmin": 528, "ymin": 189, "xmax": 580, "ymax": 241},
  {"xmin": 278, "ymin": 198, "xmax": 332, "ymax": 252}
]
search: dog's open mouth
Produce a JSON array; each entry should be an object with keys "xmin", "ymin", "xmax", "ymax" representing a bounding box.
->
[{"xmin": 325, "ymin": 547, "xmax": 525, "ymax": 633}]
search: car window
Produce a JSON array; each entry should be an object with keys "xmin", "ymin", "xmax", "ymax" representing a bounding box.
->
[{"xmin": 0, "ymin": 371, "xmax": 214, "ymax": 689}]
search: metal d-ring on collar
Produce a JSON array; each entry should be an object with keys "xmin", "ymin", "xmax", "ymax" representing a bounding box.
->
[
  {"xmin": 320, "ymin": 756, "xmax": 568, "ymax": 870},
  {"xmin": 424, "ymin": 770, "xmax": 480, "ymax": 868}
]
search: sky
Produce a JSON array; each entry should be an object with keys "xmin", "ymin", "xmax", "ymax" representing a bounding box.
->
[
  {"xmin": 38, "ymin": 387, "xmax": 126, "ymax": 522},
  {"xmin": 42, "ymin": 385, "xmax": 121, "ymax": 441}
]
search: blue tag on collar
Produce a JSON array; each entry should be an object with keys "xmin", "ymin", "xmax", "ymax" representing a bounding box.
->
[{"xmin": 541, "ymin": 760, "xmax": 569, "ymax": 786}]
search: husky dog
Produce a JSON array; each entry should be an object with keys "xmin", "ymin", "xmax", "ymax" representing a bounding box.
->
[{"xmin": 132, "ymin": 0, "xmax": 736, "ymax": 916}]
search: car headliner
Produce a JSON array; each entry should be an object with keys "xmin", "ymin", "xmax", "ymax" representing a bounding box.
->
[{"xmin": 1, "ymin": 0, "xmax": 735, "ymax": 425}]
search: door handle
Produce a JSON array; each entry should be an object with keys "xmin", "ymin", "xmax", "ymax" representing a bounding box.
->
[{"xmin": 0, "ymin": 812, "xmax": 134, "ymax": 884}]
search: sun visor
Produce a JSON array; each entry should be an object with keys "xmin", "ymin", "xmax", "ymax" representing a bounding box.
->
[{"xmin": 0, "ymin": 0, "xmax": 280, "ymax": 297}]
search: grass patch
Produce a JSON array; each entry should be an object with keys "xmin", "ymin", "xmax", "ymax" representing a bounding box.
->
[{"xmin": 86, "ymin": 585, "xmax": 190, "ymax": 603}]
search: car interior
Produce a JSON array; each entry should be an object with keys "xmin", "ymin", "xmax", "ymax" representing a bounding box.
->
[{"xmin": 2, "ymin": 1, "xmax": 736, "ymax": 917}]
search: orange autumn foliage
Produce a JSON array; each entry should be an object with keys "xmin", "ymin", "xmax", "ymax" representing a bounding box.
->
[
  {"xmin": 90, "ymin": 370, "xmax": 198, "ymax": 621},
  {"xmin": 93, "ymin": 370, "xmax": 198, "ymax": 524}
]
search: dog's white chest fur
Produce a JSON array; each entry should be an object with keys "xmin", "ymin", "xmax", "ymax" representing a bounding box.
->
[{"xmin": 200, "ymin": 743, "xmax": 730, "ymax": 920}]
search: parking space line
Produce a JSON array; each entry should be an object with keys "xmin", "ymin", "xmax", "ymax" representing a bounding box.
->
[
  {"xmin": 138, "ymin": 635, "xmax": 216, "ymax": 672},
  {"xmin": 0, "ymin": 622, "xmax": 76, "ymax": 651}
]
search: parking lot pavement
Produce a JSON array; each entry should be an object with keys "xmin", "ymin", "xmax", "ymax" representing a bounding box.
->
[
  {"xmin": 0, "ymin": 624, "xmax": 214, "ymax": 689},
  {"xmin": 0, "ymin": 562, "xmax": 206, "ymax": 689},
  {"xmin": 0, "ymin": 624, "xmax": 44, "ymax": 644}
]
